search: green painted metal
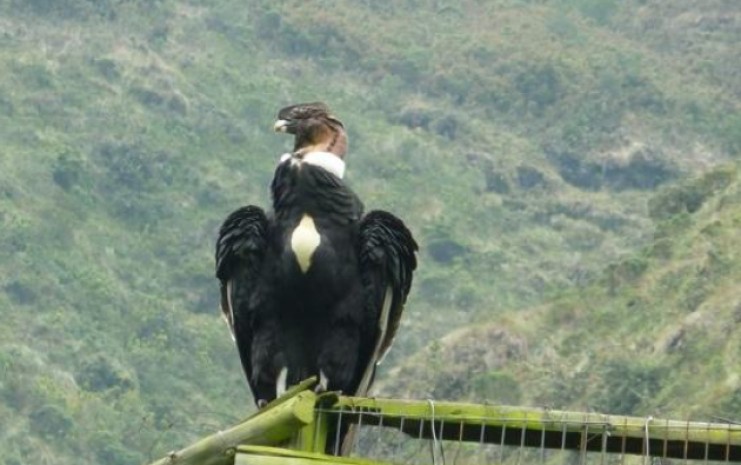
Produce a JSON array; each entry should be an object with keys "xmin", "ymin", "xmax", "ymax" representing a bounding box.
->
[
  {"xmin": 146, "ymin": 381, "xmax": 741, "ymax": 465},
  {"xmin": 256, "ymin": 377, "xmax": 320, "ymax": 413},
  {"xmin": 146, "ymin": 389, "xmax": 317, "ymax": 465},
  {"xmin": 293, "ymin": 392, "xmax": 341, "ymax": 453},
  {"xmin": 235, "ymin": 445, "xmax": 394, "ymax": 465},
  {"xmin": 328, "ymin": 396, "xmax": 741, "ymax": 460}
]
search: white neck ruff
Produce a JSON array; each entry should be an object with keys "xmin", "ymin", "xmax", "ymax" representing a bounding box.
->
[{"xmin": 280, "ymin": 151, "xmax": 346, "ymax": 179}]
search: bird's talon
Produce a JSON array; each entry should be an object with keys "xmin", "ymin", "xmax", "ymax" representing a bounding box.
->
[{"xmin": 257, "ymin": 399, "xmax": 268, "ymax": 409}]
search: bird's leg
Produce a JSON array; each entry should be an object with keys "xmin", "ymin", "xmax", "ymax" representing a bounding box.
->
[
  {"xmin": 276, "ymin": 367, "xmax": 288, "ymax": 398},
  {"xmin": 314, "ymin": 370, "xmax": 329, "ymax": 393}
]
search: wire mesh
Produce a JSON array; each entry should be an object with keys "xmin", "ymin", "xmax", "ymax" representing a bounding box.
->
[{"xmin": 313, "ymin": 403, "xmax": 741, "ymax": 465}]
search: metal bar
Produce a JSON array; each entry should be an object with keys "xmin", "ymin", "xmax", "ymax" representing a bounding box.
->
[
  {"xmin": 328, "ymin": 396, "xmax": 741, "ymax": 460},
  {"xmin": 236, "ymin": 445, "xmax": 396, "ymax": 465},
  {"xmin": 146, "ymin": 391, "xmax": 317, "ymax": 465},
  {"xmin": 150, "ymin": 386, "xmax": 741, "ymax": 465}
]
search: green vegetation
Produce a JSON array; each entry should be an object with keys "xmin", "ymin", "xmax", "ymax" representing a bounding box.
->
[
  {"xmin": 387, "ymin": 164, "xmax": 741, "ymax": 419},
  {"xmin": 0, "ymin": 1, "xmax": 739, "ymax": 464}
]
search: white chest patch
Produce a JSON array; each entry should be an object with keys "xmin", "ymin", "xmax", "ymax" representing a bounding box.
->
[
  {"xmin": 291, "ymin": 214, "xmax": 321, "ymax": 273},
  {"xmin": 280, "ymin": 151, "xmax": 345, "ymax": 179}
]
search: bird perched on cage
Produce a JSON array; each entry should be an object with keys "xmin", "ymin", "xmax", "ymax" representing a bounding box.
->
[{"xmin": 215, "ymin": 102, "xmax": 417, "ymax": 408}]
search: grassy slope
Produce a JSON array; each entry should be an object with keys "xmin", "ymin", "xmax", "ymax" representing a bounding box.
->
[
  {"xmin": 0, "ymin": 0, "xmax": 738, "ymax": 464},
  {"xmin": 385, "ymin": 164, "xmax": 741, "ymax": 420}
]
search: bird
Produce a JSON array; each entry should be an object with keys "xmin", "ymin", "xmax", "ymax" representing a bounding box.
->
[{"xmin": 215, "ymin": 102, "xmax": 417, "ymax": 408}]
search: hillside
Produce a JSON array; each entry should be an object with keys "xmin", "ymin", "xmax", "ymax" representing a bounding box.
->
[
  {"xmin": 383, "ymin": 164, "xmax": 741, "ymax": 420},
  {"xmin": 0, "ymin": 1, "xmax": 739, "ymax": 464}
]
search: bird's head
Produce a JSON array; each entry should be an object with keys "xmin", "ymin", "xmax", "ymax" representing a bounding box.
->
[{"xmin": 274, "ymin": 102, "xmax": 348, "ymax": 159}]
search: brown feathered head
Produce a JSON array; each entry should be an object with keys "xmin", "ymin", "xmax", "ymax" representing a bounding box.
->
[{"xmin": 274, "ymin": 102, "xmax": 347, "ymax": 159}]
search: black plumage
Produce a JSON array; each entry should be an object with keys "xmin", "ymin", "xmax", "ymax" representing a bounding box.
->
[{"xmin": 216, "ymin": 103, "xmax": 417, "ymax": 407}]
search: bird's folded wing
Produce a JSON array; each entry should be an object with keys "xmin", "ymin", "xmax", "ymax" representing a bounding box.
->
[
  {"xmin": 356, "ymin": 210, "xmax": 418, "ymax": 395},
  {"xmin": 215, "ymin": 205, "xmax": 268, "ymax": 338}
]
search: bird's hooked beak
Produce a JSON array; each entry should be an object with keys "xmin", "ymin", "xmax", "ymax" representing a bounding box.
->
[{"xmin": 274, "ymin": 119, "xmax": 290, "ymax": 133}]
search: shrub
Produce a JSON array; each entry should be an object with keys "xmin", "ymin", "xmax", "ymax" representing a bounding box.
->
[
  {"xmin": 592, "ymin": 359, "xmax": 666, "ymax": 414},
  {"xmin": 470, "ymin": 371, "xmax": 522, "ymax": 404},
  {"xmin": 514, "ymin": 64, "xmax": 562, "ymax": 114},
  {"xmin": 649, "ymin": 165, "xmax": 737, "ymax": 220},
  {"xmin": 29, "ymin": 404, "xmax": 74, "ymax": 439},
  {"xmin": 52, "ymin": 151, "xmax": 88, "ymax": 191},
  {"xmin": 76, "ymin": 354, "xmax": 137, "ymax": 393}
]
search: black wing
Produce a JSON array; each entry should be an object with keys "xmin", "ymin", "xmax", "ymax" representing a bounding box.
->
[
  {"xmin": 215, "ymin": 206, "xmax": 268, "ymax": 395},
  {"xmin": 356, "ymin": 210, "xmax": 418, "ymax": 395}
]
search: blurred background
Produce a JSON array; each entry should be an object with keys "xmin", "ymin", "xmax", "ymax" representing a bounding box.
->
[{"xmin": 0, "ymin": 1, "xmax": 740, "ymax": 464}]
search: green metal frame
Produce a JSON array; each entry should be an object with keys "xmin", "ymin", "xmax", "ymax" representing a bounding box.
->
[
  {"xmin": 235, "ymin": 446, "xmax": 394, "ymax": 465},
  {"xmin": 147, "ymin": 379, "xmax": 320, "ymax": 465},
  {"xmin": 147, "ymin": 378, "xmax": 741, "ymax": 465}
]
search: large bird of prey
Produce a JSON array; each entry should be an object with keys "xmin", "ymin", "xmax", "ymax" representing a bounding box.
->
[{"xmin": 215, "ymin": 102, "xmax": 417, "ymax": 407}]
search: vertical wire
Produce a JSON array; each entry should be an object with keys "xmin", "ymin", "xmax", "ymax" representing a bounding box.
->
[
  {"xmin": 621, "ymin": 417, "xmax": 628, "ymax": 465},
  {"xmin": 439, "ymin": 419, "xmax": 447, "ymax": 465},
  {"xmin": 499, "ymin": 422, "xmax": 507, "ymax": 465},
  {"xmin": 561, "ymin": 420, "xmax": 568, "ymax": 452},
  {"xmin": 727, "ymin": 423, "xmax": 732, "ymax": 463},
  {"xmin": 684, "ymin": 420, "xmax": 690, "ymax": 465},
  {"xmin": 517, "ymin": 421, "xmax": 526, "ymax": 465},
  {"xmin": 396, "ymin": 415, "xmax": 406, "ymax": 461},
  {"xmin": 663, "ymin": 419, "xmax": 669, "ymax": 461},
  {"xmin": 411, "ymin": 414, "xmax": 424, "ymax": 464},
  {"xmin": 376, "ymin": 411, "xmax": 385, "ymax": 460},
  {"xmin": 403, "ymin": 414, "xmax": 423, "ymax": 465},
  {"xmin": 428, "ymin": 400, "xmax": 438, "ymax": 465},
  {"xmin": 560, "ymin": 419, "xmax": 568, "ymax": 465},
  {"xmin": 705, "ymin": 423, "xmax": 710, "ymax": 465},
  {"xmin": 333, "ymin": 407, "xmax": 344, "ymax": 456},
  {"xmin": 353, "ymin": 407, "xmax": 364, "ymax": 456},
  {"xmin": 580, "ymin": 421, "xmax": 589, "ymax": 465},
  {"xmin": 452, "ymin": 419, "xmax": 464, "ymax": 465},
  {"xmin": 644, "ymin": 416, "xmax": 654, "ymax": 465},
  {"xmin": 600, "ymin": 424, "xmax": 608, "ymax": 465},
  {"xmin": 478, "ymin": 422, "xmax": 486, "ymax": 465},
  {"xmin": 313, "ymin": 407, "xmax": 322, "ymax": 452},
  {"xmin": 429, "ymin": 423, "xmax": 436, "ymax": 463},
  {"xmin": 540, "ymin": 420, "xmax": 547, "ymax": 465}
]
